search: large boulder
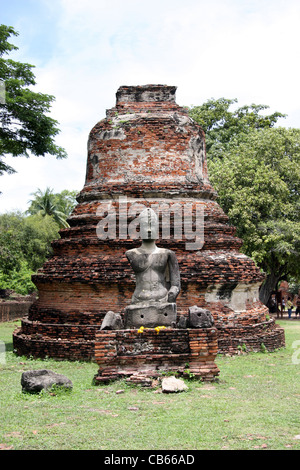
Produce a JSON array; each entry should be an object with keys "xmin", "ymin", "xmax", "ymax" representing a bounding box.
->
[{"xmin": 21, "ymin": 369, "xmax": 73, "ymax": 393}]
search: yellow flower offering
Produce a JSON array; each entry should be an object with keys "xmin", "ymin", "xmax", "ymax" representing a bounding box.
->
[{"xmin": 154, "ymin": 326, "xmax": 166, "ymax": 334}]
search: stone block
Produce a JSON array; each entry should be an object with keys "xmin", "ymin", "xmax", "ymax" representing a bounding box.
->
[
  {"xmin": 188, "ymin": 305, "xmax": 214, "ymax": 328},
  {"xmin": 100, "ymin": 311, "xmax": 123, "ymax": 330},
  {"xmin": 124, "ymin": 302, "xmax": 177, "ymax": 328}
]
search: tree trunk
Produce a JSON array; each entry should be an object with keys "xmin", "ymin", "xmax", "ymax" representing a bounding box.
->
[{"xmin": 259, "ymin": 272, "xmax": 281, "ymax": 306}]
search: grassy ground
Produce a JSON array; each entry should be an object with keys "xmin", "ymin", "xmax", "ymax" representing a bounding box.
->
[{"xmin": 0, "ymin": 319, "xmax": 299, "ymax": 450}]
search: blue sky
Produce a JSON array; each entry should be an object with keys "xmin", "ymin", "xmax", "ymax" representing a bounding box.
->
[{"xmin": 1, "ymin": 0, "xmax": 300, "ymax": 212}]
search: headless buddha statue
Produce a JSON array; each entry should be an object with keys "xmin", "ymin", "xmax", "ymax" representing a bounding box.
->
[{"xmin": 124, "ymin": 208, "xmax": 181, "ymax": 328}]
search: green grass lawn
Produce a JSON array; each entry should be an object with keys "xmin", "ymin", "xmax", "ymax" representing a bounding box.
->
[{"xmin": 0, "ymin": 319, "xmax": 299, "ymax": 450}]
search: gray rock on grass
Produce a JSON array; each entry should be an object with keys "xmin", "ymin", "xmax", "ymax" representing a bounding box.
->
[{"xmin": 21, "ymin": 369, "xmax": 73, "ymax": 393}]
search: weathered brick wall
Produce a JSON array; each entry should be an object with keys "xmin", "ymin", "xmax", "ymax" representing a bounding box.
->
[
  {"xmin": 217, "ymin": 318, "xmax": 285, "ymax": 354},
  {"xmin": 13, "ymin": 328, "xmax": 94, "ymax": 360},
  {"xmin": 94, "ymin": 327, "xmax": 220, "ymax": 383},
  {"xmin": 0, "ymin": 301, "xmax": 33, "ymax": 322}
]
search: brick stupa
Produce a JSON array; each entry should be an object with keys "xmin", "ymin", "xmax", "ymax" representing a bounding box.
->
[{"xmin": 13, "ymin": 85, "xmax": 285, "ymax": 360}]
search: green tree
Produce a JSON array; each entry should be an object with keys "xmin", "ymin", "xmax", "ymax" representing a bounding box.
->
[
  {"xmin": 189, "ymin": 100, "xmax": 300, "ymax": 305},
  {"xmin": 0, "ymin": 24, "xmax": 66, "ymax": 178},
  {"xmin": 26, "ymin": 187, "xmax": 76, "ymax": 228},
  {"xmin": 0, "ymin": 260, "xmax": 36, "ymax": 295},
  {"xmin": 189, "ymin": 98, "xmax": 286, "ymax": 158},
  {"xmin": 0, "ymin": 211, "xmax": 60, "ymax": 294},
  {"xmin": 53, "ymin": 189, "xmax": 78, "ymax": 218},
  {"xmin": 21, "ymin": 213, "xmax": 61, "ymax": 271},
  {"xmin": 0, "ymin": 210, "xmax": 24, "ymax": 274}
]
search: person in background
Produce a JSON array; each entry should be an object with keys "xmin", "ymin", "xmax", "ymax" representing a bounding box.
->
[
  {"xmin": 295, "ymin": 297, "xmax": 300, "ymax": 318},
  {"xmin": 280, "ymin": 298, "xmax": 285, "ymax": 318},
  {"xmin": 286, "ymin": 297, "xmax": 293, "ymax": 319}
]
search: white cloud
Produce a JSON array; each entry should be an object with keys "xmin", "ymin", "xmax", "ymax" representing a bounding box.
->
[{"xmin": 1, "ymin": 0, "xmax": 300, "ymax": 212}]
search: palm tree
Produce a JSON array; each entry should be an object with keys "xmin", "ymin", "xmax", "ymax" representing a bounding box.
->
[{"xmin": 27, "ymin": 187, "xmax": 70, "ymax": 228}]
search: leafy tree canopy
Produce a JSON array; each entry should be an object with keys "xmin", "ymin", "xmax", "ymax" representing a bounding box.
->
[
  {"xmin": 189, "ymin": 97, "xmax": 286, "ymax": 159},
  {"xmin": 0, "ymin": 24, "xmax": 67, "ymax": 177},
  {"xmin": 189, "ymin": 99, "xmax": 300, "ymax": 304},
  {"xmin": 0, "ymin": 211, "xmax": 60, "ymax": 294},
  {"xmin": 0, "ymin": 188, "xmax": 77, "ymax": 294}
]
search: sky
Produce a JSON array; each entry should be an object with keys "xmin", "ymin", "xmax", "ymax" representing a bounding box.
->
[{"xmin": 1, "ymin": 0, "xmax": 300, "ymax": 213}]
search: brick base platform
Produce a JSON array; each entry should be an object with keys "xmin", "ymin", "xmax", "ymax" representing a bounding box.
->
[
  {"xmin": 12, "ymin": 314, "xmax": 285, "ymax": 362},
  {"xmin": 12, "ymin": 327, "xmax": 95, "ymax": 361},
  {"xmin": 93, "ymin": 327, "xmax": 220, "ymax": 384},
  {"xmin": 217, "ymin": 318, "xmax": 285, "ymax": 354}
]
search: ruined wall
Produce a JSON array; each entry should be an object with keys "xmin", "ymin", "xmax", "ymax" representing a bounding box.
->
[
  {"xmin": 94, "ymin": 327, "xmax": 220, "ymax": 383},
  {"xmin": 0, "ymin": 301, "xmax": 33, "ymax": 322}
]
